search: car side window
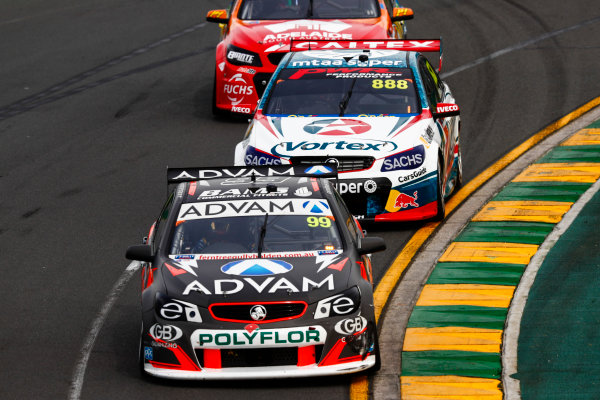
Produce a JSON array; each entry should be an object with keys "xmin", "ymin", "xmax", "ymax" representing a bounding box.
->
[
  {"xmin": 151, "ymin": 193, "xmax": 174, "ymax": 252},
  {"xmin": 332, "ymin": 189, "xmax": 360, "ymax": 244},
  {"xmin": 419, "ymin": 57, "xmax": 443, "ymax": 107}
]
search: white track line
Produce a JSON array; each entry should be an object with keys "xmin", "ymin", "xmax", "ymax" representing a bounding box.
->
[
  {"xmin": 68, "ymin": 261, "xmax": 140, "ymax": 400},
  {"xmin": 503, "ymin": 178, "xmax": 600, "ymax": 400}
]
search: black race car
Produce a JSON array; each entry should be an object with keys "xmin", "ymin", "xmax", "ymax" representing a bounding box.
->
[{"xmin": 126, "ymin": 165, "xmax": 386, "ymax": 379}]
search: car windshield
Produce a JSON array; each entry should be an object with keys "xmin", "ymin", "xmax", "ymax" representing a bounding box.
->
[
  {"xmin": 238, "ymin": 0, "xmax": 380, "ymax": 20},
  {"xmin": 263, "ymin": 66, "xmax": 420, "ymax": 116},
  {"xmin": 169, "ymin": 199, "xmax": 343, "ymax": 254}
]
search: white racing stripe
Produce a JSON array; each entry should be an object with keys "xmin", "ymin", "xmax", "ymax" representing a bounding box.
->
[
  {"xmin": 68, "ymin": 261, "xmax": 141, "ymax": 400},
  {"xmin": 503, "ymin": 178, "xmax": 600, "ymax": 400}
]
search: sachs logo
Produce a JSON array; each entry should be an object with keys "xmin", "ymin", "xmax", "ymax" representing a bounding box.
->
[
  {"xmin": 221, "ymin": 260, "xmax": 293, "ymax": 276},
  {"xmin": 303, "ymin": 119, "xmax": 371, "ymax": 136}
]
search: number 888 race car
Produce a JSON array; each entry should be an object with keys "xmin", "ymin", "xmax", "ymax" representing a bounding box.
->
[
  {"xmin": 125, "ymin": 165, "xmax": 386, "ymax": 379},
  {"xmin": 234, "ymin": 39, "xmax": 463, "ymax": 222}
]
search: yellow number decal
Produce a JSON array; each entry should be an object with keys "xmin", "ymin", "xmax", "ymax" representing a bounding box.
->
[
  {"xmin": 307, "ymin": 216, "xmax": 332, "ymax": 228},
  {"xmin": 318, "ymin": 217, "xmax": 332, "ymax": 228},
  {"xmin": 307, "ymin": 216, "xmax": 319, "ymax": 227},
  {"xmin": 372, "ymin": 79, "xmax": 408, "ymax": 89}
]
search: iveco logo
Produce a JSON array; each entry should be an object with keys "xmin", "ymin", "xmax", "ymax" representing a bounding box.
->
[{"xmin": 250, "ymin": 305, "xmax": 267, "ymax": 321}]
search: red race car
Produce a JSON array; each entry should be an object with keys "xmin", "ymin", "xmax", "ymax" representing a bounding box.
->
[{"xmin": 206, "ymin": 0, "xmax": 414, "ymax": 116}]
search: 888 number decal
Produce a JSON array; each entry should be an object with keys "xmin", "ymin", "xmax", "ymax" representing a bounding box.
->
[{"xmin": 372, "ymin": 79, "xmax": 408, "ymax": 89}]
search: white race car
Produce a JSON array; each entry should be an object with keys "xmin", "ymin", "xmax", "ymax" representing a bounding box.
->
[{"xmin": 235, "ymin": 39, "xmax": 462, "ymax": 222}]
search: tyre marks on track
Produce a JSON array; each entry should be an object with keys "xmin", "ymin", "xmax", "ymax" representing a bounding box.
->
[{"xmin": 0, "ymin": 23, "xmax": 207, "ymax": 121}]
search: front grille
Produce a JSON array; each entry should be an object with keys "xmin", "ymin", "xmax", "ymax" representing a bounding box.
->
[
  {"xmin": 290, "ymin": 156, "xmax": 375, "ymax": 172},
  {"xmin": 195, "ymin": 345, "xmax": 324, "ymax": 368},
  {"xmin": 209, "ymin": 302, "xmax": 307, "ymax": 323},
  {"xmin": 252, "ymin": 72, "xmax": 273, "ymax": 98},
  {"xmin": 222, "ymin": 347, "xmax": 297, "ymax": 368},
  {"xmin": 267, "ymin": 52, "xmax": 286, "ymax": 67}
]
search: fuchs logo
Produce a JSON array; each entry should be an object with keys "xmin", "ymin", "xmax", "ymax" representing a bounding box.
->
[
  {"xmin": 304, "ymin": 165, "xmax": 333, "ymax": 175},
  {"xmin": 395, "ymin": 191, "xmax": 419, "ymax": 208},
  {"xmin": 221, "ymin": 260, "xmax": 293, "ymax": 276},
  {"xmin": 250, "ymin": 305, "xmax": 267, "ymax": 321},
  {"xmin": 302, "ymin": 200, "xmax": 330, "ymax": 214},
  {"xmin": 381, "ymin": 145, "xmax": 425, "ymax": 172},
  {"xmin": 271, "ymin": 140, "xmax": 398, "ymax": 157},
  {"xmin": 303, "ymin": 119, "xmax": 371, "ymax": 136},
  {"xmin": 224, "ymin": 73, "xmax": 254, "ymax": 105}
]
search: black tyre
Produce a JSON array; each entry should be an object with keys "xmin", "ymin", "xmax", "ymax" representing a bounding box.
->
[{"xmin": 368, "ymin": 326, "xmax": 381, "ymax": 373}]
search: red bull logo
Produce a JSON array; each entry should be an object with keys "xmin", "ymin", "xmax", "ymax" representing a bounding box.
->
[{"xmin": 395, "ymin": 191, "xmax": 419, "ymax": 208}]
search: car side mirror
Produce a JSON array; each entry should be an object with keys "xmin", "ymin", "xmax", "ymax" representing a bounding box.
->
[
  {"xmin": 432, "ymin": 103, "xmax": 460, "ymax": 119},
  {"xmin": 357, "ymin": 237, "xmax": 386, "ymax": 255},
  {"xmin": 125, "ymin": 244, "xmax": 154, "ymax": 262},
  {"xmin": 206, "ymin": 9, "xmax": 229, "ymax": 24},
  {"xmin": 391, "ymin": 7, "xmax": 414, "ymax": 22}
]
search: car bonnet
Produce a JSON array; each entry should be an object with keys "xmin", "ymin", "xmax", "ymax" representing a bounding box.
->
[
  {"xmin": 160, "ymin": 253, "xmax": 356, "ymax": 307},
  {"xmin": 251, "ymin": 115, "xmax": 427, "ymax": 159}
]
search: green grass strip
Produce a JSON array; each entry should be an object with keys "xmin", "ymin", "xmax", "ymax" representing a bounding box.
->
[
  {"xmin": 407, "ymin": 305, "xmax": 508, "ymax": 330},
  {"xmin": 493, "ymin": 181, "xmax": 590, "ymax": 203},
  {"xmin": 537, "ymin": 145, "xmax": 600, "ymax": 163},
  {"xmin": 455, "ymin": 221, "xmax": 554, "ymax": 244},
  {"xmin": 426, "ymin": 261, "xmax": 525, "ymax": 285},
  {"xmin": 401, "ymin": 350, "xmax": 501, "ymax": 379}
]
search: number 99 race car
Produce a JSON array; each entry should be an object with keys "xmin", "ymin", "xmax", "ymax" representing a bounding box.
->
[
  {"xmin": 125, "ymin": 165, "xmax": 386, "ymax": 379},
  {"xmin": 206, "ymin": 0, "xmax": 414, "ymax": 115},
  {"xmin": 234, "ymin": 39, "xmax": 462, "ymax": 222}
]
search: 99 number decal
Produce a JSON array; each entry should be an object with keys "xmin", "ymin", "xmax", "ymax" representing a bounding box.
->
[
  {"xmin": 372, "ymin": 79, "xmax": 408, "ymax": 90},
  {"xmin": 307, "ymin": 216, "xmax": 332, "ymax": 228}
]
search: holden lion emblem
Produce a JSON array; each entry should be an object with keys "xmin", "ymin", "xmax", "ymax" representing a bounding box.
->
[{"xmin": 250, "ymin": 305, "xmax": 267, "ymax": 321}]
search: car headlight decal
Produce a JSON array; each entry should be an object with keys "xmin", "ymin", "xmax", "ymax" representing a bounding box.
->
[
  {"xmin": 380, "ymin": 144, "xmax": 425, "ymax": 172},
  {"xmin": 314, "ymin": 287, "xmax": 360, "ymax": 319}
]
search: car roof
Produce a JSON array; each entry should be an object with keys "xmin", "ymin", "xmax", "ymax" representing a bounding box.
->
[{"xmin": 179, "ymin": 176, "xmax": 331, "ymax": 204}]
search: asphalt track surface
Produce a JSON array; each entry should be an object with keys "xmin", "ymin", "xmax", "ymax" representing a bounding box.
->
[{"xmin": 0, "ymin": 1, "xmax": 599, "ymax": 399}]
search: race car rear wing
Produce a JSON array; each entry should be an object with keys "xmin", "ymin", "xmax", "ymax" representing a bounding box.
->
[
  {"xmin": 289, "ymin": 38, "xmax": 443, "ymax": 72},
  {"xmin": 167, "ymin": 165, "xmax": 338, "ymax": 184}
]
